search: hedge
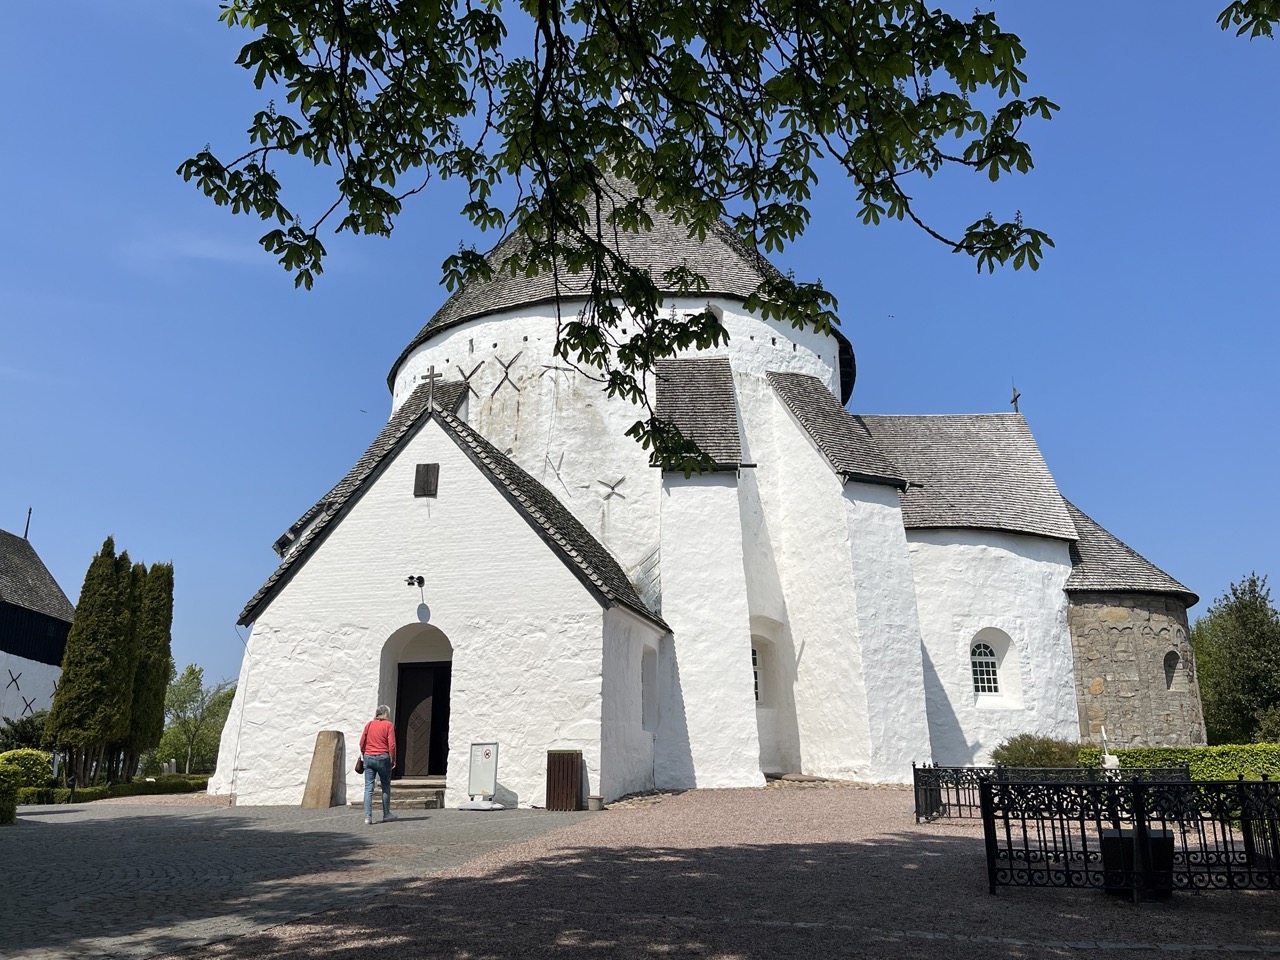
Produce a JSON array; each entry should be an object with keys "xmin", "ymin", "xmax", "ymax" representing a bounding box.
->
[
  {"xmin": 0, "ymin": 749, "xmax": 53, "ymax": 788},
  {"xmin": 1079, "ymin": 743, "xmax": 1280, "ymax": 780},
  {"xmin": 16, "ymin": 775, "xmax": 211, "ymax": 806},
  {"xmin": 0, "ymin": 762, "xmax": 20, "ymax": 824}
]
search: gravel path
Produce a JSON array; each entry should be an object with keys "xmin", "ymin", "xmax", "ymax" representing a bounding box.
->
[{"xmin": 157, "ymin": 785, "xmax": 1280, "ymax": 960}]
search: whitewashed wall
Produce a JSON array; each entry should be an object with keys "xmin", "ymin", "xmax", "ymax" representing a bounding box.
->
[
  {"xmin": 842, "ymin": 483, "xmax": 932, "ymax": 783},
  {"xmin": 392, "ymin": 298, "xmax": 845, "ymax": 576},
  {"xmin": 0, "ymin": 652, "xmax": 59, "ymax": 721},
  {"xmin": 656, "ymin": 473, "xmax": 763, "ymax": 788},
  {"xmin": 210, "ymin": 416, "xmax": 609, "ymax": 807},
  {"xmin": 907, "ymin": 529, "xmax": 1079, "ymax": 765},
  {"xmin": 600, "ymin": 606, "xmax": 665, "ymax": 800},
  {"xmin": 734, "ymin": 374, "xmax": 802, "ymax": 775}
]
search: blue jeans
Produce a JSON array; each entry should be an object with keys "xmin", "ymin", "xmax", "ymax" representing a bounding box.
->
[{"xmin": 362, "ymin": 753, "xmax": 392, "ymax": 819}]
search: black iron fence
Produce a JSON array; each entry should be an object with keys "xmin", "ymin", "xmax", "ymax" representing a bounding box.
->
[
  {"xmin": 912, "ymin": 762, "xmax": 1190, "ymax": 822},
  {"xmin": 980, "ymin": 777, "xmax": 1280, "ymax": 900}
]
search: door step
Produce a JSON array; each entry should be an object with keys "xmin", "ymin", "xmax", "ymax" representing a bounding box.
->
[{"xmin": 349, "ymin": 778, "xmax": 446, "ymax": 809}]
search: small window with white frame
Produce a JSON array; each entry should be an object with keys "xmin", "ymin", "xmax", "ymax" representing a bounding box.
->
[{"xmin": 971, "ymin": 642, "xmax": 1000, "ymax": 694}]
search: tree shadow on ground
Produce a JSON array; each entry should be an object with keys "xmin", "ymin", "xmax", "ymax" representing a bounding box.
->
[
  {"xmin": 1, "ymin": 807, "xmax": 510, "ymax": 958},
  {"xmin": 167, "ymin": 827, "xmax": 1280, "ymax": 960}
]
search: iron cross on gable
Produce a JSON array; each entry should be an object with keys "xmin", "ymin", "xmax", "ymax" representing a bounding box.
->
[
  {"xmin": 5, "ymin": 669, "xmax": 19, "ymax": 691},
  {"xmin": 22, "ymin": 696, "xmax": 35, "ymax": 716},
  {"xmin": 420, "ymin": 365, "xmax": 443, "ymax": 408}
]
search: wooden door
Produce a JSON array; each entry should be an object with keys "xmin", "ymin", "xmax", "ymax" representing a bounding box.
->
[{"xmin": 395, "ymin": 662, "xmax": 452, "ymax": 778}]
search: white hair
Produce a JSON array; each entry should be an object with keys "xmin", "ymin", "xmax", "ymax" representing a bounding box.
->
[{"xmin": 375, "ymin": 704, "xmax": 391, "ymax": 720}]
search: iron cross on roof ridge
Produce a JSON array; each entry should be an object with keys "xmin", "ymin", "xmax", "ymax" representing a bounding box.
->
[{"xmin": 420, "ymin": 365, "xmax": 443, "ymax": 408}]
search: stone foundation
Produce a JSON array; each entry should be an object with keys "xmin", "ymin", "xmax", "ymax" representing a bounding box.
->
[{"xmin": 1068, "ymin": 592, "xmax": 1206, "ymax": 747}]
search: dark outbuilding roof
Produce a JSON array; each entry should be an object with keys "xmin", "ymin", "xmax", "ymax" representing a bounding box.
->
[
  {"xmin": 654, "ymin": 357, "xmax": 743, "ymax": 468},
  {"xmin": 387, "ymin": 180, "xmax": 856, "ymax": 404},
  {"xmin": 859, "ymin": 413, "xmax": 1077, "ymax": 541},
  {"xmin": 1063, "ymin": 500, "xmax": 1198, "ymax": 606},
  {"xmin": 0, "ymin": 528, "xmax": 74, "ymax": 622},
  {"xmin": 241, "ymin": 382, "xmax": 663, "ymax": 630},
  {"xmin": 767, "ymin": 372, "xmax": 904, "ymax": 487}
]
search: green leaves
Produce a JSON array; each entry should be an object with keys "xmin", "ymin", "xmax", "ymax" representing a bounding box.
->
[
  {"xmin": 1192, "ymin": 573, "xmax": 1280, "ymax": 745},
  {"xmin": 185, "ymin": 0, "xmax": 1068, "ymax": 461},
  {"xmin": 1217, "ymin": 0, "xmax": 1280, "ymax": 38}
]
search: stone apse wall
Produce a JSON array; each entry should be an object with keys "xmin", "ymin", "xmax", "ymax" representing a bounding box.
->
[{"xmin": 1068, "ymin": 592, "xmax": 1206, "ymax": 748}]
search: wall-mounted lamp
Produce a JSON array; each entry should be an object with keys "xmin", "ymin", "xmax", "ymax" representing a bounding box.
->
[{"xmin": 405, "ymin": 575, "xmax": 424, "ymax": 588}]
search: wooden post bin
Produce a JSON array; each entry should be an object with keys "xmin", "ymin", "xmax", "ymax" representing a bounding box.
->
[{"xmin": 546, "ymin": 750, "xmax": 583, "ymax": 811}]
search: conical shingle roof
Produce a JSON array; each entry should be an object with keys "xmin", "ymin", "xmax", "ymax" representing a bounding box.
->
[
  {"xmin": 388, "ymin": 182, "xmax": 855, "ymax": 402},
  {"xmin": 1063, "ymin": 500, "xmax": 1198, "ymax": 606},
  {"xmin": 0, "ymin": 528, "xmax": 74, "ymax": 622}
]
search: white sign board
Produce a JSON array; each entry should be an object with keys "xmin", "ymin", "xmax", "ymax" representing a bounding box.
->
[{"xmin": 467, "ymin": 742, "xmax": 498, "ymax": 798}]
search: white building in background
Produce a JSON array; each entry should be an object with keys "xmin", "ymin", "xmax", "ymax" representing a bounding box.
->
[
  {"xmin": 212, "ymin": 184, "xmax": 1203, "ymax": 808},
  {"xmin": 0, "ymin": 528, "xmax": 73, "ymax": 723}
]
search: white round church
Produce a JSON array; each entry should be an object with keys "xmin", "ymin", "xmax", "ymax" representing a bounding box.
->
[{"xmin": 211, "ymin": 188, "xmax": 1205, "ymax": 808}]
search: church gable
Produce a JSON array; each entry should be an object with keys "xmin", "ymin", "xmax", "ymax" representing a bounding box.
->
[
  {"xmin": 271, "ymin": 380, "xmax": 467, "ymax": 558},
  {"xmin": 240, "ymin": 381, "xmax": 663, "ymax": 630}
]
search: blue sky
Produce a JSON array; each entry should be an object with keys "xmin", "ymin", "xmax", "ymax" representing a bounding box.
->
[{"xmin": 1, "ymin": 3, "xmax": 1276, "ymax": 686}]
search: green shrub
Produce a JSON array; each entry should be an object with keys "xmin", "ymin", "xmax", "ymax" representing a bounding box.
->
[
  {"xmin": 0, "ymin": 762, "xmax": 20, "ymax": 825},
  {"xmin": 1078, "ymin": 743, "xmax": 1280, "ymax": 780},
  {"xmin": 990, "ymin": 733, "xmax": 1081, "ymax": 768},
  {"xmin": 14, "ymin": 773, "xmax": 210, "ymax": 806},
  {"xmin": 0, "ymin": 749, "xmax": 53, "ymax": 788}
]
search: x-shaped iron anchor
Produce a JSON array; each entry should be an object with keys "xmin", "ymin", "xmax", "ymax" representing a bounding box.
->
[
  {"xmin": 22, "ymin": 696, "xmax": 36, "ymax": 716},
  {"xmin": 598, "ymin": 477, "xmax": 627, "ymax": 501},
  {"xmin": 5, "ymin": 670, "xmax": 19, "ymax": 691},
  {"xmin": 491, "ymin": 352, "xmax": 523, "ymax": 397},
  {"xmin": 457, "ymin": 361, "xmax": 484, "ymax": 398}
]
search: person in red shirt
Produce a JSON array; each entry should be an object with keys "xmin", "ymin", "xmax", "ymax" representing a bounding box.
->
[{"xmin": 359, "ymin": 705, "xmax": 398, "ymax": 824}]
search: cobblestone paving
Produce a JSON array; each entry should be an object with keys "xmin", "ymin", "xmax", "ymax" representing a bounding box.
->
[{"xmin": 1, "ymin": 799, "xmax": 589, "ymax": 960}]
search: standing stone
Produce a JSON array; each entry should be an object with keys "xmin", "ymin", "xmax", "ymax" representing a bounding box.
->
[{"xmin": 301, "ymin": 730, "xmax": 345, "ymax": 808}]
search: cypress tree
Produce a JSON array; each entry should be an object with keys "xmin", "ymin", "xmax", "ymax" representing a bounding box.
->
[
  {"xmin": 46, "ymin": 537, "xmax": 127, "ymax": 783},
  {"xmin": 126, "ymin": 563, "xmax": 174, "ymax": 775}
]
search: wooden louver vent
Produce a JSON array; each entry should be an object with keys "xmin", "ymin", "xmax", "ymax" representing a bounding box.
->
[{"xmin": 414, "ymin": 463, "xmax": 440, "ymax": 498}]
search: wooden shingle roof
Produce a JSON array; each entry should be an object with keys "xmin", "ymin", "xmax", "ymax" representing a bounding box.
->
[
  {"xmin": 0, "ymin": 529, "xmax": 74, "ymax": 622},
  {"xmin": 859, "ymin": 413, "xmax": 1077, "ymax": 541},
  {"xmin": 768, "ymin": 372, "xmax": 904, "ymax": 487},
  {"xmin": 387, "ymin": 180, "xmax": 856, "ymax": 403},
  {"xmin": 1064, "ymin": 500, "xmax": 1198, "ymax": 606},
  {"xmin": 240, "ymin": 382, "xmax": 663, "ymax": 630},
  {"xmin": 654, "ymin": 357, "xmax": 743, "ymax": 468}
]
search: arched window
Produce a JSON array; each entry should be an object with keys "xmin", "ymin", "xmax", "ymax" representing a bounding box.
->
[
  {"xmin": 1164, "ymin": 650, "xmax": 1186, "ymax": 692},
  {"xmin": 971, "ymin": 642, "xmax": 1000, "ymax": 694}
]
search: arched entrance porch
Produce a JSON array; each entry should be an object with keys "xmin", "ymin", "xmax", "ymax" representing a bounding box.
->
[{"xmin": 380, "ymin": 622, "xmax": 453, "ymax": 779}]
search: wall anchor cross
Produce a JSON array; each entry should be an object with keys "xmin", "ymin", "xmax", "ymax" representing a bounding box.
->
[
  {"xmin": 540, "ymin": 363, "xmax": 575, "ymax": 384},
  {"xmin": 5, "ymin": 670, "xmax": 19, "ymax": 691},
  {"xmin": 491, "ymin": 352, "xmax": 523, "ymax": 397},
  {"xmin": 457, "ymin": 362, "xmax": 484, "ymax": 398},
  {"xmin": 22, "ymin": 696, "xmax": 35, "ymax": 716},
  {"xmin": 597, "ymin": 477, "xmax": 627, "ymax": 501}
]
